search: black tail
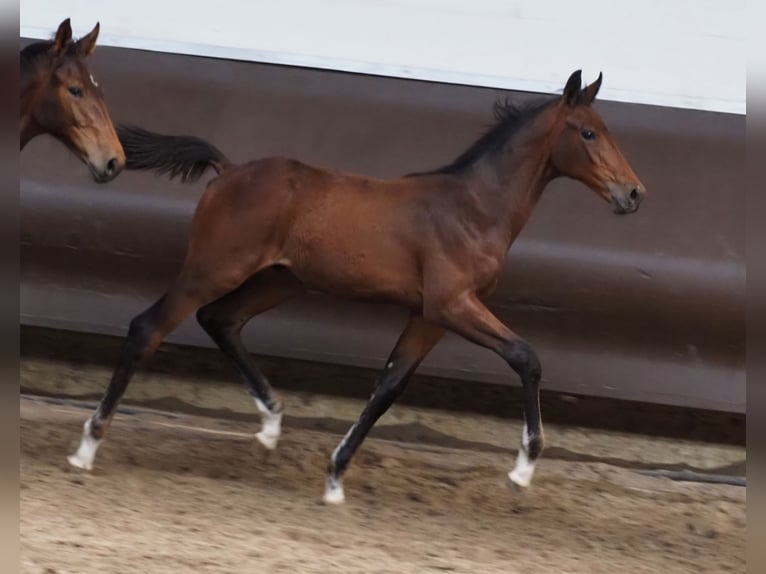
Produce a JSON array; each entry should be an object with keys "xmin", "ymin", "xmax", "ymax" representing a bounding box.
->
[{"xmin": 116, "ymin": 124, "xmax": 233, "ymax": 184}]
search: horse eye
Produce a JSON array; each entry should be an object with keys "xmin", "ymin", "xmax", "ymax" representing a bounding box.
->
[
  {"xmin": 581, "ymin": 129, "xmax": 596, "ymax": 141},
  {"xmin": 68, "ymin": 86, "xmax": 83, "ymax": 98}
]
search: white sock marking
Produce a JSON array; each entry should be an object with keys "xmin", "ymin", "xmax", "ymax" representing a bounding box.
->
[
  {"xmin": 323, "ymin": 423, "xmax": 359, "ymax": 505},
  {"xmin": 323, "ymin": 476, "xmax": 345, "ymax": 505},
  {"xmin": 67, "ymin": 418, "xmax": 101, "ymax": 471},
  {"xmin": 253, "ymin": 398, "xmax": 282, "ymax": 450},
  {"xmin": 508, "ymin": 422, "xmax": 536, "ymax": 488}
]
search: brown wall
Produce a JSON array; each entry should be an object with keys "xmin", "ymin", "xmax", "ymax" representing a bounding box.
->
[{"xmin": 20, "ymin": 42, "xmax": 745, "ymax": 412}]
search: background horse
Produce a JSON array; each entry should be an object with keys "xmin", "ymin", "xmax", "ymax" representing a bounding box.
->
[
  {"xmin": 20, "ymin": 18, "xmax": 124, "ymax": 183},
  {"xmin": 69, "ymin": 70, "xmax": 645, "ymax": 505}
]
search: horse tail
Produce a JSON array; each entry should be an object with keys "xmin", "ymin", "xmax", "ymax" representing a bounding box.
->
[{"xmin": 116, "ymin": 124, "xmax": 233, "ymax": 184}]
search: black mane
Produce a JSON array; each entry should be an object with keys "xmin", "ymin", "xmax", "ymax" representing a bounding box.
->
[
  {"xmin": 20, "ymin": 39, "xmax": 81, "ymax": 76},
  {"xmin": 406, "ymin": 96, "xmax": 555, "ymax": 177},
  {"xmin": 20, "ymin": 40, "xmax": 53, "ymax": 73}
]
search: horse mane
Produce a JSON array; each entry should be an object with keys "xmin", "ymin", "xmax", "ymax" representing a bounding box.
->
[
  {"xmin": 406, "ymin": 96, "xmax": 555, "ymax": 177},
  {"xmin": 20, "ymin": 39, "xmax": 82, "ymax": 77},
  {"xmin": 20, "ymin": 40, "xmax": 53, "ymax": 74}
]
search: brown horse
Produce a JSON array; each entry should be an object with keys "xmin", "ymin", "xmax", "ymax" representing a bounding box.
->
[
  {"xmin": 68, "ymin": 70, "xmax": 645, "ymax": 505},
  {"xmin": 21, "ymin": 18, "xmax": 124, "ymax": 182}
]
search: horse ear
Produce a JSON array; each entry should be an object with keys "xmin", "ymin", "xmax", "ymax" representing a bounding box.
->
[
  {"xmin": 52, "ymin": 18, "xmax": 72, "ymax": 56},
  {"xmin": 581, "ymin": 72, "xmax": 603, "ymax": 106},
  {"xmin": 563, "ymin": 69, "xmax": 582, "ymax": 106},
  {"xmin": 76, "ymin": 22, "xmax": 100, "ymax": 57}
]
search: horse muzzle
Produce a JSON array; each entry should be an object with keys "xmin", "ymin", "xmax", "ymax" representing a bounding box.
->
[
  {"xmin": 608, "ymin": 182, "xmax": 645, "ymax": 215},
  {"xmin": 88, "ymin": 156, "xmax": 124, "ymax": 183}
]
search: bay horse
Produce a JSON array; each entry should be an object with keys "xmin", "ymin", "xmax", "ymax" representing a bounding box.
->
[
  {"xmin": 21, "ymin": 18, "xmax": 125, "ymax": 182},
  {"xmin": 68, "ymin": 70, "xmax": 645, "ymax": 505}
]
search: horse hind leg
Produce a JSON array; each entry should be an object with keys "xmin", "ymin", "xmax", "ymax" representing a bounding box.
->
[
  {"xmin": 67, "ymin": 271, "xmax": 246, "ymax": 471},
  {"xmin": 196, "ymin": 266, "xmax": 305, "ymax": 451},
  {"xmin": 324, "ymin": 315, "xmax": 444, "ymax": 504}
]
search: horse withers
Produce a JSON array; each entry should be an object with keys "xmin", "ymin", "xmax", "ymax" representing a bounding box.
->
[
  {"xmin": 70, "ymin": 70, "xmax": 645, "ymax": 505},
  {"xmin": 21, "ymin": 18, "xmax": 124, "ymax": 182}
]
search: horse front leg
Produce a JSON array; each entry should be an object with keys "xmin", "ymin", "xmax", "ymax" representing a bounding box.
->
[{"xmin": 426, "ymin": 292, "xmax": 544, "ymax": 489}]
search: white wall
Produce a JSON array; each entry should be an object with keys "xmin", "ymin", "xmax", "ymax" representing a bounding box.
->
[{"xmin": 20, "ymin": 0, "xmax": 745, "ymax": 114}]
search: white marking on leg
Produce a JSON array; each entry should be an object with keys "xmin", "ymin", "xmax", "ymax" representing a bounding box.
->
[
  {"xmin": 331, "ymin": 423, "xmax": 356, "ymax": 463},
  {"xmin": 253, "ymin": 398, "xmax": 282, "ymax": 450},
  {"xmin": 508, "ymin": 422, "xmax": 536, "ymax": 488},
  {"xmin": 323, "ymin": 475, "xmax": 345, "ymax": 505},
  {"xmin": 67, "ymin": 417, "xmax": 102, "ymax": 471},
  {"xmin": 323, "ymin": 423, "xmax": 358, "ymax": 505}
]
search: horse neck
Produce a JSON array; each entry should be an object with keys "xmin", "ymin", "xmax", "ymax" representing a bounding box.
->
[
  {"xmin": 469, "ymin": 123, "xmax": 557, "ymax": 247},
  {"xmin": 20, "ymin": 62, "xmax": 46, "ymax": 149},
  {"xmin": 20, "ymin": 110, "xmax": 40, "ymax": 149}
]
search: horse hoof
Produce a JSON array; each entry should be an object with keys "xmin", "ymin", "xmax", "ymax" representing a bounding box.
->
[
  {"xmin": 323, "ymin": 478, "xmax": 345, "ymax": 505},
  {"xmin": 67, "ymin": 453, "xmax": 93, "ymax": 471},
  {"xmin": 508, "ymin": 469, "xmax": 532, "ymax": 489},
  {"xmin": 255, "ymin": 430, "xmax": 279, "ymax": 451}
]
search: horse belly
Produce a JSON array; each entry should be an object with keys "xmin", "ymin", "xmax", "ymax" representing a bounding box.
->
[{"xmin": 286, "ymin": 237, "xmax": 422, "ymax": 308}]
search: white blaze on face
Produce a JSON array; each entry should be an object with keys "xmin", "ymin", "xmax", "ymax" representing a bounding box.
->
[{"xmin": 89, "ymin": 74, "xmax": 98, "ymax": 88}]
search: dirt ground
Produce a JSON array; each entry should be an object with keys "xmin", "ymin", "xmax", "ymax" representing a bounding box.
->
[{"xmin": 20, "ymin": 396, "xmax": 745, "ymax": 574}]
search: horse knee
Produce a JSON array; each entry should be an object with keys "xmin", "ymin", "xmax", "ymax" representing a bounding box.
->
[
  {"xmin": 504, "ymin": 339, "xmax": 541, "ymax": 382},
  {"xmin": 126, "ymin": 311, "xmax": 156, "ymax": 353}
]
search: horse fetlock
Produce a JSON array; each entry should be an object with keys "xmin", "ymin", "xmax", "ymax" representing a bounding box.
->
[
  {"xmin": 508, "ymin": 421, "xmax": 543, "ymax": 489},
  {"xmin": 253, "ymin": 398, "xmax": 282, "ymax": 450},
  {"xmin": 323, "ymin": 474, "xmax": 345, "ymax": 505},
  {"xmin": 508, "ymin": 447, "xmax": 536, "ymax": 489}
]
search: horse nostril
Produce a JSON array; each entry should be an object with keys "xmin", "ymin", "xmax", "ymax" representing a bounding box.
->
[
  {"xmin": 106, "ymin": 157, "xmax": 118, "ymax": 176},
  {"xmin": 629, "ymin": 187, "xmax": 640, "ymax": 203}
]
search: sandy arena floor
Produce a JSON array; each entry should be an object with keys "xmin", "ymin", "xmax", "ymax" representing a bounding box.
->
[{"xmin": 20, "ymin": 396, "xmax": 745, "ymax": 574}]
